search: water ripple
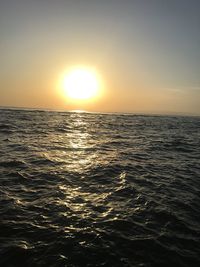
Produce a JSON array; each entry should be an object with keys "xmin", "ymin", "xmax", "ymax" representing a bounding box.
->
[{"xmin": 0, "ymin": 109, "xmax": 199, "ymax": 266}]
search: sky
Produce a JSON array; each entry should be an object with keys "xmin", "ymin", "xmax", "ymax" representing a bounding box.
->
[{"xmin": 0, "ymin": 0, "xmax": 200, "ymax": 115}]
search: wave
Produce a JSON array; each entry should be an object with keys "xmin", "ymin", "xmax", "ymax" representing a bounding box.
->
[{"xmin": 0, "ymin": 109, "xmax": 199, "ymax": 267}]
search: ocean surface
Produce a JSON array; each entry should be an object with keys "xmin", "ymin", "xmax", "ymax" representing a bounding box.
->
[{"xmin": 0, "ymin": 108, "xmax": 200, "ymax": 267}]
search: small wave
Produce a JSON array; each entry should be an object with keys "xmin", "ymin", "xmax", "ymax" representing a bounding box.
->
[
  {"xmin": 0, "ymin": 124, "xmax": 12, "ymax": 130},
  {"xmin": 0, "ymin": 160, "xmax": 26, "ymax": 168},
  {"xmin": 0, "ymin": 109, "xmax": 199, "ymax": 267}
]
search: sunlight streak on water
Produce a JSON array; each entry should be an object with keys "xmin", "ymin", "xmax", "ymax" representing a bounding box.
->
[{"xmin": 0, "ymin": 109, "xmax": 199, "ymax": 267}]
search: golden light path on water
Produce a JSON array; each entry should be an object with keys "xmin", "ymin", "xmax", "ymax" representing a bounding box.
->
[
  {"xmin": 1, "ymin": 109, "xmax": 199, "ymax": 266},
  {"xmin": 45, "ymin": 113, "xmax": 116, "ymax": 172},
  {"xmin": 41, "ymin": 113, "xmax": 131, "ymax": 222}
]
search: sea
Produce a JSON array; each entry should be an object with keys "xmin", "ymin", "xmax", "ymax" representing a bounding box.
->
[{"xmin": 0, "ymin": 108, "xmax": 200, "ymax": 267}]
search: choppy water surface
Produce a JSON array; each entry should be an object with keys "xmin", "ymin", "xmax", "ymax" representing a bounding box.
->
[{"xmin": 0, "ymin": 108, "xmax": 200, "ymax": 267}]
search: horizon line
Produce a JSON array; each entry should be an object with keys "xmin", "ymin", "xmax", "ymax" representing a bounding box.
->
[{"xmin": 0, "ymin": 105, "xmax": 199, "ymax": 117}]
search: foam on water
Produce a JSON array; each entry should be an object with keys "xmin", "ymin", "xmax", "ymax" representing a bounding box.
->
[{"xmin": 0, "ymin": 108, "xmax": 200, "ymax": 266}]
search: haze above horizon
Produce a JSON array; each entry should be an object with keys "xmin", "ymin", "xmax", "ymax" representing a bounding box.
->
[{"xmin": 0, "ymin": 0, "xmax": 200, "ymax": 115}]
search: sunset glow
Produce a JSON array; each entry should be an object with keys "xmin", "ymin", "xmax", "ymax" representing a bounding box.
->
[
  {"xmin": 0, "ymin": 1, "xmax": 199, "ymax": 265},
  {"xmin": 0, "ymin": 1, "xmax": 199, "ymax": 114},
  {"xmin": 62, "ymin": 67, "xmax": 100, "ymax": 101}
]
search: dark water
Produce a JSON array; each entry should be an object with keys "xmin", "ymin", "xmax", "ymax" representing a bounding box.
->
[{"xmin": 0, "ymin": 108, "xmax": 200, "ymax": 267}]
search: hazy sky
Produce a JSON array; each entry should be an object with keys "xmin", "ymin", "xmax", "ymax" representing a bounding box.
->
[{"xmin": 1, "ymin": 0, "xmax": 200, "ymax": 114}]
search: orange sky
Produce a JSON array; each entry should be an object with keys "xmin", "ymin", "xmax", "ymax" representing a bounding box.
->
[{"xmin": 0, "ymin": 0, "xmax": 200, "ymax": 115}]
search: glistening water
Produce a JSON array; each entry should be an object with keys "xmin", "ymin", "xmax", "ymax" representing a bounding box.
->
[{"xmin": 0, "ymin": 108, "xmax": 200, "ymax": 267}]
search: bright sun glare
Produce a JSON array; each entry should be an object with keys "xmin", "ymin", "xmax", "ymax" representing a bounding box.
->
[{"xmin": 62, "ymin": 67, "xmax": 99, "ymax": 100}]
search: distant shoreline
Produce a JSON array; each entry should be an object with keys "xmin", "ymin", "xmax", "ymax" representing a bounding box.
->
[{"xmin": 0, "ymin": 105, "xmax": 199, "ymax": 117}]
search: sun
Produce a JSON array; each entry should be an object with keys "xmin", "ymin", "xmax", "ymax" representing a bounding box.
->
[{"xmin": 62, "ymin": 67, "xmax": 100, "ymax": 100}]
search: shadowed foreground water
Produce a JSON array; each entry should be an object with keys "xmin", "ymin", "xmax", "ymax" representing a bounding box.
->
[{"xmin": 0, "ymin": 108, "xmax": 200, "ymax": 267}]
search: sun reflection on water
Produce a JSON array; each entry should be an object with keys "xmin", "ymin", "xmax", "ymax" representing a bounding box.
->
[
  {"xmin": 41, "ymin": 113, "xmax": 118, "ymax": 178},
  {"xmin": 45, "ymin": 113, "xmax": 100, "ymax": 174}
]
